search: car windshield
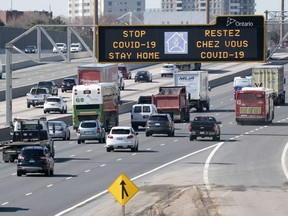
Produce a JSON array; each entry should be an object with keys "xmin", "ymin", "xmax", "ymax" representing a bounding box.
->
[
  {"xmin": 133, "ymin": 106, "xmax": 142, "ymax": 113},
  {"xmin": 71, "ymin": 44, "xmax": 80, "ymax": 47},
  {"xmin": 48, "ymin": 122, "xmax": 62, "ymax": 128},
  {"xmin": 163, "ymin": 65, "xmax": 173, "ymax": 69},
  {"xmin": 26, "ymin": 45, "xmax": 35, "ymax": 49},
  {"xmin": 143, "ymin": 106, "xmax": 151, "ymax": 112},
  {"xmin": 22, "ymin": 149, "xmax": 44, "ymax": 157},
  {"xmin": 47, "ymin": 98, "xmax": 60, "ymax": 103},
  {"xmin": 64, "ymin": 79, "xmax": 75, "ymax": 83},
  {"xmin": 137, "ymin": 71, "xmax": 147, "ymax": 75},
  {"xmin": 111, "ymin": 129, "xmax": 130, "ymax": 134},
  {"xmin": 31, "ymin": 88, "xmax": 47, "ymax": 94},
  {"xmin": 81, "ymin": 122, "xmax": 97, "ymax": 128},
  {"xmin": 38, "ymin": 82, "xmax": 52, "ymax": 87},
  {"xmin": 57, "ymin": 44, "xmax": 64, "ymax": 47},
  {"xmin": 149, "ymin": 116, "xmax": 168, "ymax": 121}
]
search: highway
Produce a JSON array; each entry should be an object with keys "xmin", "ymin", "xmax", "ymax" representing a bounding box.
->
[{"xmin": 0, "ymin": 57, "xmax": 287, "ymax": 216}]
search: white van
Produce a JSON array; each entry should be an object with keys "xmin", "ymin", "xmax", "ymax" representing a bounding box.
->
[{"xmin": 131, "ymin": 104, "xmax": 158, "ymax": 130}]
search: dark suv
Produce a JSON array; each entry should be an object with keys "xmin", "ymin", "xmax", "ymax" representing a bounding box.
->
[
  {"xmin": 17, "ymin": 146, "xmax": 54, "ymax": 177},
  {"xmin": 38, "ymin": 81, "xmax": 58, "ymax": 96},
  {"xmin": 61, "ymin": 77, "xmax": 77, "ymax": 92},
  {"xmin": 145, "ymin": 113, "xmax": 175, "ymax": 137}
]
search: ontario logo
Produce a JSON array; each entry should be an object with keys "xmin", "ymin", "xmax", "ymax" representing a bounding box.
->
[{"xmin": 226, "ymin": 17, "xmax": 253, "ymax": 27}]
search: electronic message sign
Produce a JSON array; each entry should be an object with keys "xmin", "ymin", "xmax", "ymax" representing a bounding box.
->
[{"xmin": 97, "ymin": 15, "xmax": 265, "ymax": 63}]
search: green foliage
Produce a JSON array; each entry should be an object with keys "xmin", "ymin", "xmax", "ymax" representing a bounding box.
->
[{"xmin": 46, "ymin": 16, "xmax": 67, "ymax": 32}]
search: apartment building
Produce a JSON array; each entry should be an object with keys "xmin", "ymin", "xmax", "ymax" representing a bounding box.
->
[
  {"xmin": 161, "ymin": 0, "xmax": 255, "ymax": 15},
  {"xmin": 69, "ymin": 0, "xmax": 145, "ymax": 19}
]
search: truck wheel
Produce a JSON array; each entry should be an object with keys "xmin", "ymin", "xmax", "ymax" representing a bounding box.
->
[
  {"xmin": 77, "ymin": 140, "xmax": 81, "ymax": 144},
  {"xmin": 146, "ymin": 132, "xmax": 150, "ymax": 137},
  {"xmin": 9, "ymin": 156, "xmax": 14, "ymax": 163},
  {"xmin": 107, "ymin": 147, "xmax": 112, "ymax": 152},
  {"xmin": 206, "ymin": 104, "xmax": 210, "ymax": 111},
  {"xmin": 17, "ymin": 171, "xmax": 22, "ymax": 177},
  {"xmin": 27, "ymin": 103, "xmax": 30, "ymax": 108},
  {"xmin": 189, "ymin": 135, "xmax": 194, "ymax": 141},
  {"xmin": 217, "ymin": 135, "xmax": 221, "ymax": 141},
  {"xmin": 132, "ymin": 124, "xmax": 138, "ymax": 130}
]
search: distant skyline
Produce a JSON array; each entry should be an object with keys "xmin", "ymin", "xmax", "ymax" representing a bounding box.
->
[{"xmin": 0, "ymin": 0, "xmax": 286, "ymax": 17}]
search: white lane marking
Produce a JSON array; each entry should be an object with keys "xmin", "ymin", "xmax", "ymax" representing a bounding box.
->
[
  {"xmin": 203, "ymin": 142, "xmax": 224, "ymax": 191},
  {"xmin": 281, "ymin": 141, "xmax": 288, "ymax": 180},
  {"xmin": 146, "ymin": 148, "xmax": 151, "ymax": 150},
  {"xmin": 85, "ymin": 170, "xmax": 90, "ymax": 173},
  {"xmin": 229, "ymin": 137, "xmax": 235, "ymax": 140},
  {"xmin": 173, "ymin": 140, "xmax": 178, "ymax": 142},
  {"xmin": 11, "ymin": 173, "xmax": 16, "ymax": 176},
  {"xmin": 1, "ymin": 202, "xmax": 9, "ymax": 206},
  {"xmin": 160, "ymin": 143, "xmax": 165, "ymax": 146},
  {"xmin": 100, "ymin": 164, "xmax": 106, "ymax": 167},
  {"xmin": 87, "ymin": 150, "xmax": 92, "ymax": 152},
  {"xmin": 69, "ymin": 141, "xmax": 74, "ymax": 144},
  {"xmin": 70, "ymin": 155, "xmax": 75, "ymax": 157},
  {"xmin": 55, "ymin": 144, "xmax": 219, "ymax": 216},
  {"xmin": 250, "ymin": 130, "xmax": 254, "ymax": 133},
  {"xmin": 66, "ymin": 177, "xmax": 72, "ymax": 180},
  {"xmin": 26, "ymin": 192, "xmax": 32, "ymax": 196},
  {"xmin": 117, "ymin": 158, "xmax": 122, "ymax": 161},
  {"xmin": 235, "ymin": 136, "xmax": 240, "ymax": 139},
  {"xmin": 245, "ymin": 132, "xmax": 249, "ymax": 135},
  {"xmin": 47, "ymin": 184, "xmax": 53, "ymax": 188},
  {"xmin": 132, "ymin": 153, "xmax": 137, "ymax": 156}
]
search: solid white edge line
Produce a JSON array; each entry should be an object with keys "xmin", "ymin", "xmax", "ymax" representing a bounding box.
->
[
  {"xmin": 203, "ymin": 142, "xmax": 224, "ymax": 191},
  {"xmin": 281, "ymin": 141, "xmax": 288, "ymax": 180},
  {"xmin": 54, "ymin": 143, "xmax": 219, "ymax": 216}
]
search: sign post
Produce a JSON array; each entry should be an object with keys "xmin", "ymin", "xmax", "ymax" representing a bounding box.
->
[
  {"xmin": 98, "ymin": 15, "xmax": 265, "ymax": 63},
  {"xmin": 108, "ymin": 173, "xmax": 139, "ymax": 216}
]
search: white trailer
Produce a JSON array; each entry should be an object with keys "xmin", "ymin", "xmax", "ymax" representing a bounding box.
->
[
  {"xmin": 173, "ymin": 71, "xmax": 210, "ymax": 112},
  {"xmin": 252, "ymin": 65, "xmax": 286, "ymax": 105}
]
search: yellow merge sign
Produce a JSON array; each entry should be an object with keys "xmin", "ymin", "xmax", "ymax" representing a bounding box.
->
[{"xmin": 108, "ymin": 173, "xmax": 139, "ymax": 206}]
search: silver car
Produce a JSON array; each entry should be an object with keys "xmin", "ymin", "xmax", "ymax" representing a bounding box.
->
[
  {"xmin": 48, "ymin": 121, "xmax": 71, "ymax": 140},
  {"xmin": 77, "ymin": 120, "xmax": 106, "ymax": 144}
]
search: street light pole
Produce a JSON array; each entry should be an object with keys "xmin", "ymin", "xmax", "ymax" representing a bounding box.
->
[
  {"xmin": 280, "ymin": 0, "xmax": 285, "ymax": 47},
  {"xmin": 93, "ymin": 0, "xmax": 98, "ymax": 62},
  {"xmin": 206, "ymin": 0, "xmax": 210, "ymax": 24}
]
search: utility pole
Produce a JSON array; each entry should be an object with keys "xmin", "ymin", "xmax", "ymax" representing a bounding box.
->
[
  {"xmin": 206, "ymin": 0, "xmax": 210, "ymax": 24},
  {"xmin": 280, "ymin": 0, "xmax": 285, "ymax": 47},
  {"xmin": 93, "ymin": 0, "xmax": 98, "ymax": 62}
]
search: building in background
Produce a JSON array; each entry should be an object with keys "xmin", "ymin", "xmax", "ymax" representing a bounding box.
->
[
  {"xmin": 68, "ymin": 0, "xmax": 145, "ymax": 20},
  {"xmin": 161, "ymin": 0, "xmax": 255, "ymax": 16}
]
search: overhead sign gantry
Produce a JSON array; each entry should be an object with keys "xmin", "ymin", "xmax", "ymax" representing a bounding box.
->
[{"xmin": 97, "ymin": 15, "xmax": 265, "ymax": 63}]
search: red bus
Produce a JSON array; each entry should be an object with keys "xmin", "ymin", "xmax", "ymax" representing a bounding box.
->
[{"xmin": 235, "ymin": 87, "xmax": 274, "ymax": 125}]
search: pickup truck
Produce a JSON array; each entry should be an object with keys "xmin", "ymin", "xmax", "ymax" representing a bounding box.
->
[
  {"xmin": 189, "ymin": 116, "xmax": 221, "ymax": 141},
  {"xmin": 26, "ymin": 87, "xmax": 52, "ymax": 108}
]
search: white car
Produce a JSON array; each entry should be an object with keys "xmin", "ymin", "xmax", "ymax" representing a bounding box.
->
[
  {"xmin": 161, "ymin": 64, "xmax": 179, "ymax": 77},
  {"xmin": 106, "ymin": 126, "xmax": 139, "ymax": 152},
  {"xmin": 53, "ymin": 43, "xmax": 67, "ymax": 53},
  {"xmin": 70, "ymin": 43, "xmax": 82, "ymax": 52},
  {"xmin": 44, "ymin": 96, "xmax": 67, "ymax": 114}
]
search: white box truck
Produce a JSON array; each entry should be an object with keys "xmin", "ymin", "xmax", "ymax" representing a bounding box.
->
[
  {"xmin": 173, "ymin": 71, "xmax": 210, "ymax": 112},
  {"xmin": 252, "ymin": 65, "xmax": 286, "ymax": 105}
]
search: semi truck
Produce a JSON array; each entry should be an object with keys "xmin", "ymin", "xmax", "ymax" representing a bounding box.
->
[
  {"xmin": 152, "ymin": 86, "xmax": 190, "ymax": 122},
  {"xmin": 173, "ymin": 71, "xmax": 210, "ymax": 112},
  {"xmin": 0, "ymin": 117, "xmax": 55, "ymax": 163},
  {"xmin": 252, "ymin": 65, "xmax": 286, "ymax": 105},
  {"xmin": 78, "ymin": 63, "xmax": 121, "ymax": 104}
]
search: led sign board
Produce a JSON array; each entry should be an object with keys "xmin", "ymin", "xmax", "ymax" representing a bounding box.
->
[{"xmin": 97, "ymin": 15, "xmax": 265, "ymax": 63}]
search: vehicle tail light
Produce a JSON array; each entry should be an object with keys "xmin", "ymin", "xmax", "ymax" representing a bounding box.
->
[
  {"xmin": 59, "ymin": 127, "xmax": 63, "ymax": 131},
  {"xmin": 18, "ymin": 154, "xmax": 24, "ymax": 160},
  {"xmin": 127, "ymin": 135, "xmax": 134, "ymax": 139},
  {"xmin": 189, "ymin": 124, "xmax": 192, "ymax": 132},
  {"xmin": 77, "ymin": 128, "xmax": 80, "ymax": 133},
  {"xmin": 97, "ymin": 128, "xmax": 100, "ymax": 133},
  {"xmin": 107, "ymin": 135, "xmax": 113, "ymax": 139},
  {"xmin": 74, "ymin": 89, "xmax": 77, "ymax": 95},
  {"xmin": 40, "ymin": 156, "xmax": 47, "ymax": 159}
]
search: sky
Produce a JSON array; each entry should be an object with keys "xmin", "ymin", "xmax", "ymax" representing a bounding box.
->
[{"xmin": 0, "ymin": 0, "xmax": 286, "ymax": 18}]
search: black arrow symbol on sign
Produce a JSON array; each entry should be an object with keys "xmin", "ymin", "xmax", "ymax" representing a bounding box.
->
[{"xmin": 120, "ymin": 180, "xmax": 129, "ymax": 199}]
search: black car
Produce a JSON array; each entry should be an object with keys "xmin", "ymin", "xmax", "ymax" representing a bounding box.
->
[
  {"xmin": 37, "ymin": 81, "xmax": 58, "ymax": 96},
  {"xmin": 17, "ymin": 146, "xmax": 54, "ymax": 176},
  {"xmin": 24, "ymin": 45, "xmax": 37, "ymax": 53},
  {"xmin": 61, "ymin": 77, "xmax": 77, "ymax": 92},
  {"xmin": 135, "ymin": 70, "xmax": 152, "ymax": 82},
  {"xmin": 145, "ymin": 113, "xmax": 175, "ymax": 137}
]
